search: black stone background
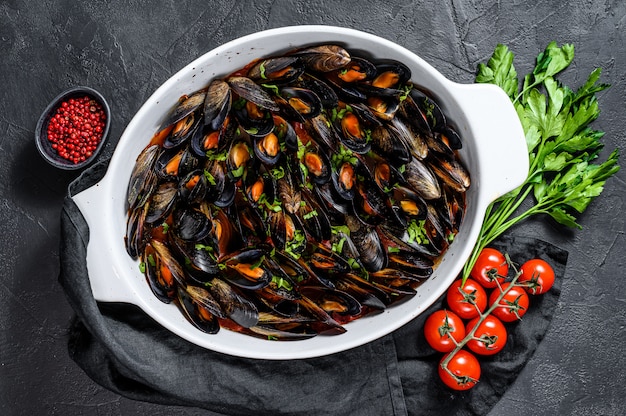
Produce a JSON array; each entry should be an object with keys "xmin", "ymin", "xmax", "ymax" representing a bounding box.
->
[{"xmin": 1, "ymin": 1, "xmax": 625, "ymax": 415}]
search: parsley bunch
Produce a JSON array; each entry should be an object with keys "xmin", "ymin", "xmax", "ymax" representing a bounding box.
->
[{"xmin": 462, "ymin": 42, "xmax": 620, "ymax": 282}]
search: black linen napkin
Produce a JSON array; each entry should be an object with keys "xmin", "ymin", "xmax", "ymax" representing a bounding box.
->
[{"xmin": 59, "ymin": 161, "xmax": 566, "ymax": 416}]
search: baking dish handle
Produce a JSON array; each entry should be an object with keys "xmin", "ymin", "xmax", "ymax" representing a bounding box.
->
[
  {"xmin": 453, "ymin": 82, "xmax": 529, "ymax": 206},
  {"xmin": 72, "ymin": 176, "xmax": 140, "ymax": 305}
]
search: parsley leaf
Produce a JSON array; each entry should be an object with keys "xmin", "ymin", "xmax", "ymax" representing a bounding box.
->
[{"xmin": 464, "ymin": 42, "xmax": 620, "ymax": 283}]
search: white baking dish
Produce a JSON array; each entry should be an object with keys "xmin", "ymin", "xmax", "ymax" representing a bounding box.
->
[{"xmin": 72, "ymin": 25, "xmax": 528, "ymax": 360}]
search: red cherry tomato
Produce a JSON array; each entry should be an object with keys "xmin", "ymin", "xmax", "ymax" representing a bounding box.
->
[
  {"xmin": 446, "ymin": 279, "xmax": 487, "ymax": 320},
  {"xmin": 470, "ymin": 248, "xmax": 508, "ymax": 288},
  {"xmin": 518, "ymin": 258, "xmax": 555, "ymax": 295},
  {"xmin": 489, "ymin": 282, "xmax": 530, "ymax": 322},
  {"xmin": 465, "ymin": 315, "xmax": 507, "ymax": 355},
  {"xmin": 438, "ymin": 349, "xmax": 481, "ymax": 391},
  {"xmin": 423, "ymin": 310, "xmax": 466, "ymax": 352}
]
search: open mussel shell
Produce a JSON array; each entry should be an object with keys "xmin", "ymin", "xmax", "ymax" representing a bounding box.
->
[
  {"xmin": 161, "ymin": 89, "xmax": 207, "ymax": 131},
  {"xmin": 297, "ymin": 74, "xmax": 339, "ymax": 109},
  {"xmin": 143, "ymin": 239, "xmax": 186, "ymax": 303},
  {"xmin": 164, "ymin": 111, "xmax": 202, "ymax": 149},
  {"xmin": 209, "ymin": 278, "xmax": 259, "ymax": 329},
  {"xmin": 253, "ymin": 132, "xmax": 281, "ymax": 166},
  {"xmin": 407, "ymin": 87, "xmax": 447, "ymax": 133},
  {"xmin": 279, "ymin": 87, "xmax": 323, "ymax": 119},
  {"xmin": 336, "ymin": 109, "xmax": 372, "ymax": 154},
  {"xmin": 178, "ymin": 169, "xmax": 208, "ymax": 204},
  {"xmin": 299, "ymin": 286, "xmax": 362, "ymax": 317},
  {"xmin": 222, "ymin": 248, "xmax": 272, "ymax": 291},
  {"xmin": 331, "ymin": 161, "xmax": 357, "ymax": 201},
  {"xmin": 372, "ymin": 59, "xmax": 412, "ymax": 89},
  {"xmin": 177, "ymin": 285, "xmax": 222, "ymax": 334},
  {"xmin": 247, "ymin": 56, "xmax": 303, "ymax": 84},
  {"xmin": 335, "ymin": 56, "xmax": 377, "ymax": 83},
  {"xmin": 301, "ymin": 146, "xmax": 331, "ymax": 185}
]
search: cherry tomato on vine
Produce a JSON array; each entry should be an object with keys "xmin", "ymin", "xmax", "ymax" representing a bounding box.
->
[
  {"xmin": 470, "ymin": 247, "xmax": 508, "ymax": 288},
  {"xmin": 465, "ymin": 315, "xmax": 507, "ymax": 356},
  {"xmin": 518, "ymin": 258, "xmax": 555, "ymax": 295},
  {"xmin": 489, "ymin": 282, "xmax": 530, "ymax": 322},
  {"xmin": 446, "ymin": 278, "xmax": 487, "ymax": 320},
  {"xmin": 423, "ymin": 310, "xmax": 466, "ymax": 352},
  {"xmin": 438, "ymin": 349, "xmax": 481, "ymax": 391}
]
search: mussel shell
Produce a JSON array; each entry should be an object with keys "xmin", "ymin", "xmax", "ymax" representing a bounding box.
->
[
  {"xmin": 273, "ymin": 114, "xmax": 298, "ymax": 153},
  {"xmin": 247, "ymin": 56, "xmax": 303, "ymax": 84},
  {"xmin": 226, "ymin": 140, "xmax": 252, "ymax": 180},
  {"xmin": 170, "ymin": 236, "xmax": 221, "ymax": 281},
  {"xmin": 178, "ymin": 169, "xmax": 208, "ymax": 204},
  {"xmin": 297, "ymin": 74, "xmax": 339, "ymax": 108},
  {"xmin": 336, "ymin": 110, "xmax": 371, "ymax": 154},
  {"xmin": 299, "ymin": 286, "xmax": 362, "ymax": 317},
  {"xmin": 331, "ymin": 161, "xmax": 357, "ymax": 201},
  {"xmin": 146, "ymin": 239, "xmax": 186, "ymax": 300},
  {"xmin": 227, "ymin": 76, "xmax": 280, "ymax": 112},
  {"xmin": 155, "ymin": 146, "xmax": 200, "ymax": 179},
  {"xmin": 302, "ymin": 148, "xmax": 331, "ymax": 185},
  {"xmin": 297, "ymin": 295, "xmax": 346, "ymax": 334},
  {"xmin": 408, "ymin": 88, "xmax": 446, "ymax": 132},
  {"xmin": 253, "ymin": 132, "xmax": 282, "ymax": 166},
  {"xmin": 125, "ymin": 202, "xmax": 149, "ymax": 259},
  {"xmin": 346, "ymin": 215, "xmax": 387, "ymax": 273},
  {"xmin": 208, "ymin": 278, "xmax": 259, "ymax": 328},
  {"xmin": 142, "ymin": 243, "xmax": 174, "ymax": 303},
  {"xmin": 145, "ymin": 181, "xmax": 178, "ymax": 224},
  {"xmin": 161, "ymin": 89, "xmax": 207, "ymax": 130},
  {"xmin": 164, "ymin": 111, "xmax": 201, "ymax": 149},
  {"xmin": 172, "ymin": 207, "xmax": 212, "ymax": 241},
  {"xmin": 337, "ymin": 272, "xmax": 392, "ymax": 307},
  {"xmin": 372, "ymin": 60, "xmax": 412, "ymax": 89},
  {"xmin": 177, "ymin": 286, "xmax": 221, "ymax": 334},
  {"xmin": 369, "ymin": 124, "xmax": 411, "ymax": 166},
  {"xmin": 304, "ymin": 114, "xmax": 340, "ymax": 151},
  {"xmin": 402, "ymin": 157, "xmax": 441, "ymax": 200},
  {"xmin": 292, "ymin": 44, "xmax": 351, "ymax": 73},
  {"xmin": 233, "ymin": 104, "xmax": 275, "ymax": 138},
  {"xmin": 297, "ymin": 190, "xmax": 332, "ymax": 242},
  {"xmin": 308, "ymin": 242, "xmax": 352, "ymax": 275},
  {"xmin": 223, "ymin": 247, "xmax": 272, "ymax": 291},
  {"xmin": 213, "ymin": 176, "xmax": 237, "ymax": 208},
  {"xmin": 334, "ymin": 276, "xmax": 388, "ymax": 310},
  {"xmin": 426, "ymin": 151, "xmax": 471, "ymax": 193},
  {"xmin": 279, "ymin": 87, "xmax": 323, "ymax": 119},
  {"xmin": 203, "ymin": 79, "xmax": 232, "ymax": 130},
  {"xmin": 387, "ymin": 251, "xmax": 434, "ymax": 277},
  {"xmin": 248, "ymin": 323, "xmax": 318, "ymax": 341},
  {"xmin": 335, "ymin": 56, "xmax": 377, "ymax": 83},
  {"xmin": 127, "ymin": 144, "xmax": 160, "ymax": 210},
  {"xmin": 390, "ymin": 115, "xmax": 429, "ymax": 161}
]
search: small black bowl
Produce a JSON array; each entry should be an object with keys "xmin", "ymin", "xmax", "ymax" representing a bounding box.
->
[{"xmin": 35, "ymin": 86, "xmax": 111, "ymax": 170}]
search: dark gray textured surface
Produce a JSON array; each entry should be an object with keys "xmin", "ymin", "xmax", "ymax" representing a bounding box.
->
[{"xmin": 1, "ymin": 1, "xmax": 624, "ymax": 415}]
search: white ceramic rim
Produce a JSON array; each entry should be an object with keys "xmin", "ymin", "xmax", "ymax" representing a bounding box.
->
[{"xmin": 72, "ymin": 25, "xmax": 528, "ymax": 360}]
